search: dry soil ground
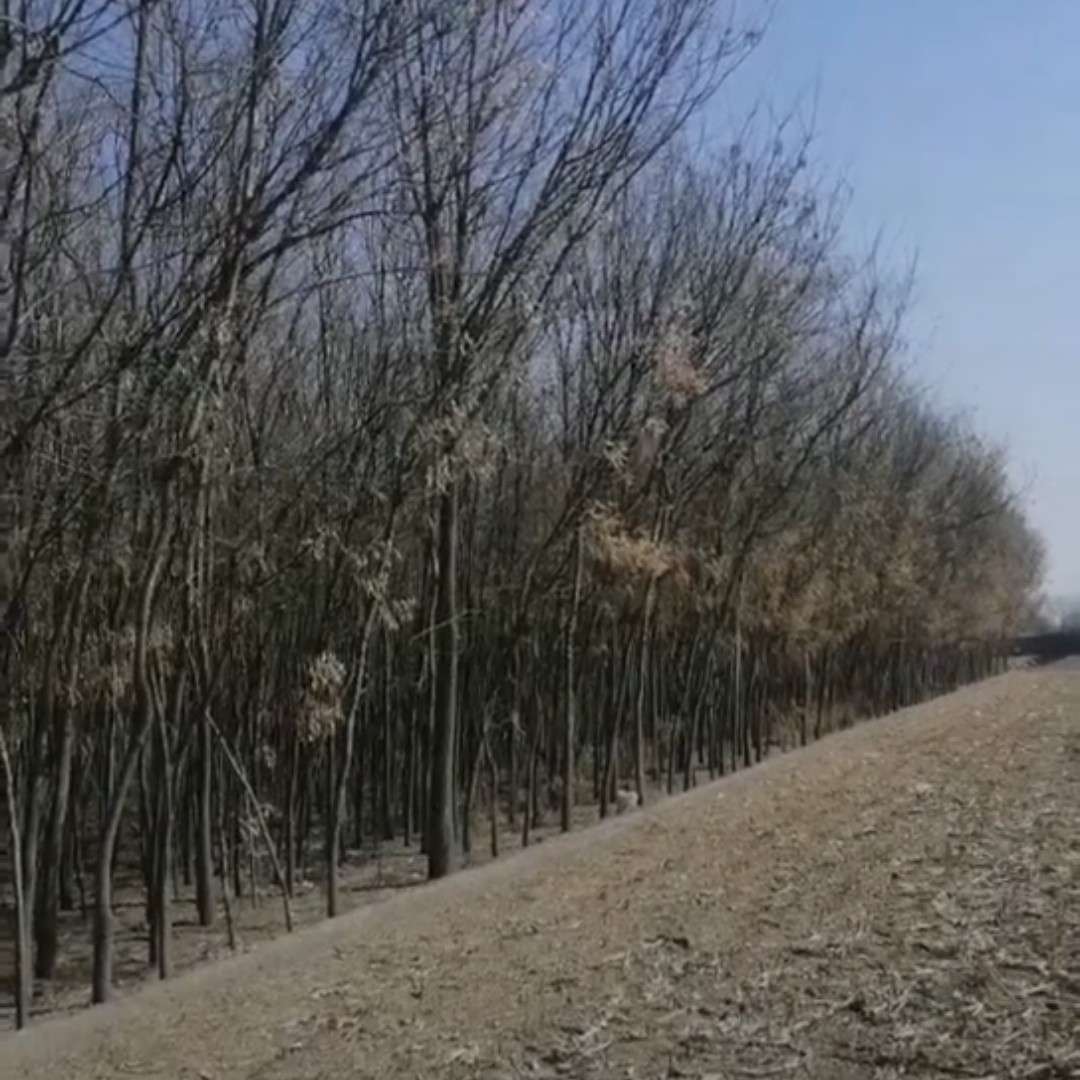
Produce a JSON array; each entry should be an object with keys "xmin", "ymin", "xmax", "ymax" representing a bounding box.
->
[{"xmin": 3, "ymin": 664, "xmax": 1079, "ymax": 1080}]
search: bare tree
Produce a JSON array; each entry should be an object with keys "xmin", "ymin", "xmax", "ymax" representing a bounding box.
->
[{"xmin": 384, "ymin": 0, "xmax": 762, "ymax": 879}]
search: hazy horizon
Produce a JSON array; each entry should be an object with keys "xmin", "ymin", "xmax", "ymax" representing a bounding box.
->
[{"xmin": 708, "ymin": 1, "xmax": 1078, "ymax": 598}]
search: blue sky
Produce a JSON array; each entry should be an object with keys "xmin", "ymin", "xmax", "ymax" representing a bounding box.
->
[{"xmin": 706, "ymin": 1, "xmax": 1079, "ymax": 598}]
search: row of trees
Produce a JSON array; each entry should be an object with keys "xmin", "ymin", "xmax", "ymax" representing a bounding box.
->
[{"xmin": 0, "ymin": 0, "xmax": 1043, "ymax": 1026}]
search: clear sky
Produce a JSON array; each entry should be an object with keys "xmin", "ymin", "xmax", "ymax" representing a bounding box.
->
[{"xmin": 706, "ymin": 1, "xmax": 1079, "ymax": 599}]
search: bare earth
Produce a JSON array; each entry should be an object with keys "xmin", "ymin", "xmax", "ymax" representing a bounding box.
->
[{"xmin": 4, "ymin": 666, "xmax": 1079, "ymax": 1080}]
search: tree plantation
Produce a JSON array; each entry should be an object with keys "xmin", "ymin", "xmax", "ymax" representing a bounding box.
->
[{"xmin": 0, "ymin": 0, "xmax": 1044, "ymax": 1028}]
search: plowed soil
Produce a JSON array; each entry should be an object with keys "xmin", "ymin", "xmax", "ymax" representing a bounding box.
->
[{"xmin": 4, "ymin": 664, "xmax": 1079, "ymax": 1080}]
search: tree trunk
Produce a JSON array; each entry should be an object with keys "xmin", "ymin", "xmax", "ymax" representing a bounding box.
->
[
  {"xmin": 381, "ymin": 632, "xmax": 394, "ymax": 841},
  {"xmin": 801, "ymin": 649, "xmax": 812, "ymax": 747},
  {"xmin": 327, "ymin": 600, "xmax": 380, "ymax": 916},
  {"xmin": 403, "ymin": 703, "xmax": 416, "ymax": 847},
  {"xmin": 154, "ymin": 706, "xmax": 174, "ymax": 980},
  {"xmin": 485, "ymin": 732, "xmax": 499, "ymax": 859},
  {"xmin": 326, "ymin": 733, "xmax": 338, "ymax": 914},
  {"xmin": 427, "ymin": 481, "xmax": 459, "ymax": 879},
  {"xmin": 195, "ymin": 706, "xmax": 215, "ymax": 926},
  {"xmin": 521, "ymin": 710, "xmax": 538, "ymax": 849},
  {"xmin": 92, "ymin": 729, "xmax": 153, "ymax": 1004},
  {"xmin": 34, "ymin": 713, "xmax": 75, "ymax": 980},
  {"xmin": 285, "ymin": 736, "xmax": 298, "ymax": 895},
  {"xmin": 561, "ymin": 527, "xmax": 583, "ymax": 832},
  {"xmin": 633, "ymin": 584, "xmax": 655, "ymax": 807},
  {"xmin": 1, "ymin": 725, "xmax": 31, "ymax": 1028}
]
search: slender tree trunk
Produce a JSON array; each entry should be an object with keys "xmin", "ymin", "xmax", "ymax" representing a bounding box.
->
[
  {"xmin": 34, "ymin": 716, "xmax": 74, "ymax": 980},
  {"xmin": 1, "ymin": 725, "xmax": 31, "ymax": 1028},
  {"xmin": 140, "ymin": 748, "xmax": 158, "ymax": 969},
  {"xmin": 60, "ymin": 790, "xmax": 77, "ymax": 912},
  {"xmin": 326, "ymin": 733, "xmax": 338, "ymax": 914},
  {"xmin": 403, "ymin": 703, "xmax": 416, "ymax": 847},
  {"xmin": 195, "ymin": 706, "xmax": 215, "ymax": 926},
  {"xmin": 154, "ymin": 707, "xmax": 174, "ymax": 980},
  {"xmin": 419, "ymin": 567, "xmax": 437, "ymax": 853},
  {"xmin": 21, "ymin": 689, "xmax": 53, "ymax": 987},
  {"xmin": 521, "ymin": 709, "xmax": 537, "ymax": 849},
  {"xmin": 801, "ymin": 649, "xmax": 811, "ymax": 747},
  {"xmin": 601, "ymin": 617, "xmax": 633, "ymax": 816},
  {"xmin": 634, "ymin": 583, "xmax": 655, "ymax": 806},
  {"xmin": 32, "ymin": 674, "xmax": 82, "ymax": 982},
  {"xmin": 285, "ymin": 735, "xmax": 298, "ymax": 895},
  {"xmin": 381, "ymin": 632, "xmax": 394, "ymax": 841},
  {"xmin": 92, "ymin": 725, "xmax": 155, "ymax": 1004},
  {"xmin": 462, "ymin": 725, "xmax": 485, "ymax": 859},
  {"xmin": 327, "ymin": 600, "xmax": 380, "ymax": 916},
  {"xmin": 485, "ymin": 731, "xmax": 499, "ymax": 859},
  {"xmin": 217, "ymin": 777, "xmax": 237, "ymax": 953},
  {"xmin": 507, "ymin": 713, "xmax": 518, "ymax": 829},
  {"xmin": 683, "ymin": 687, "xmax": 699, "ymax": 793},
  {"xmin": 177, "ymin": 773, "xmax": 192, "ymax": 891},
  {"xmin": 561, "ymin": 527, "xmax": 583, "ymax": 832},
  {"xmin": 427, "ymin": 481, "xmax": 459, "ymax": 879},
  {"xmin": 355, "ymin": 714, "xmax": 366, "ymax": 852}
]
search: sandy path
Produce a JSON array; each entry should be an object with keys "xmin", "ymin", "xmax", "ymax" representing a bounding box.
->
[{"xmin": 4, "ymin": 666, "xmax": 1078, "ymax": 1079}]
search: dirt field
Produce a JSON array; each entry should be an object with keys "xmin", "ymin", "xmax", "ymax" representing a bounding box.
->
[
  {"xmin": 0, "ymin": 746, "xmax": 711, "ymax": 1028},
  {"xmin": 4, "ymin": 664, "xmax": 1079, "ymax": 1079}
]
